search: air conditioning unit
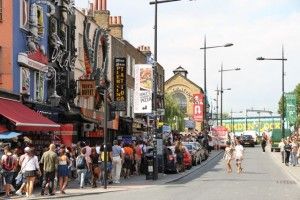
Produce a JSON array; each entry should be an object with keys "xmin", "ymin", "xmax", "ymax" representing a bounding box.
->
[{"xmin": 83, "ymin": 123, "xmax": 94, "ymax": 131}]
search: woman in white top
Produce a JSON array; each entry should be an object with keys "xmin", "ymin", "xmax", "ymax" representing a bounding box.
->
[
  {"xmin": 22, "ymin": 148, "xmax": 41, "ymax": 197},
  {"xmin": 235, "ymin": 139, "xmax": 244, "ymax": 174},
  {"xmin": 223, "ymin": 141, "xmax": 234, "ymax": 173}
]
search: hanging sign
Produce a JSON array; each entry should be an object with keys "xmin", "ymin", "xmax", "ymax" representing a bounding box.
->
[
  {"xmin": 134, "ymin": 64, "xmax": 153, "ymax": 113},
  {"xmin": 79, "ymin": 80, "xmax": 95, "ymax": 97},
  {"xmin": 113, "ymin": 58, "xmax": 127, "ymax": 111},
  {"xmin": 193, "ymin": 93, "xmax": 204, "ymax": 122}
]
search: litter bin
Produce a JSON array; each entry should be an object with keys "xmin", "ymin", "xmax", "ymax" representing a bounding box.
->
[{"xmin": 146, "ymin": 155, "xmax": 154, "ymax": 180}]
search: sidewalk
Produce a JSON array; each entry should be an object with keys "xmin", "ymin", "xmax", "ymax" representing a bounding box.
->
[
  {"xmin": 1, "ymin": 150, "xmax": 223, "ymax": 200},
  {"xmin": 267, "ymin": 147, "xmax": 300, "ymax": 184}
]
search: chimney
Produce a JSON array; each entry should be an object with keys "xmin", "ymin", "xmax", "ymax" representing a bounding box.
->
[
  {"xmin": 109, "ymin": 16, "xmax": 123, "ymax": 39},
  {"xmin": 93, "ymin": 0, "xmax": 110, "ymax": 30},
  {"xmin": 138, "ymin": 45, "xmax": 152, "ymax": 58}
]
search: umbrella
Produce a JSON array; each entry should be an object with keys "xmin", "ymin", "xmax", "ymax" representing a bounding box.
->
[{"xmin": 0, "ymin": 131, "xmax": 21, "ymax": 140}]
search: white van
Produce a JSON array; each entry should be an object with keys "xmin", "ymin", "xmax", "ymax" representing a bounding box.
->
[{"xmin": 242, "ymin": 130, "xmax": 258, "ymax": 144}]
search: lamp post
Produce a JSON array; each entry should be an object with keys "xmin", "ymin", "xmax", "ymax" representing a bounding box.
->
[
  {"xmin": 200, "ymin": 39, "xmax": 233, "ymax": 130},
  {"xmin": 256, "ymin": 46, "xmax": 287, "ymax": 138},
  {"xmin": 150, "ymin": 0, "xmax": 194, "ymax": 180},
  {"xmin": 219, "ymin": 64, "xmax": 241, "ymax": 126}
]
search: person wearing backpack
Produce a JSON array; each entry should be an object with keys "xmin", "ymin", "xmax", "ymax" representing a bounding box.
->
[
  {"xmin": 1, "ymin": 146, "xmax": 18, "ymax": 198},
  {"xmin": 76, "ymin": 148, "xmax": 88, "ymax": 188}
]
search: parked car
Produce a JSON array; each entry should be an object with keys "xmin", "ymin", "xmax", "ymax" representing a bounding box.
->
[
  {"xmin": 240, "ymin": 135, "xmax": 255, "ymax": 147},
  {"xmin": 183, "ymin": 142, "xmax": 201, "ymax": 165}
]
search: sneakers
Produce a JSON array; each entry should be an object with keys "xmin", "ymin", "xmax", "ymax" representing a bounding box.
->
[{"xmin": 15, "ymin": 190, "xmax": 22, "ymax": 196}]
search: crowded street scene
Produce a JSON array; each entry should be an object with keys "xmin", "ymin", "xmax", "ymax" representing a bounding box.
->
[{"xmin": 0, "ymin": 0, "xmax": 300, "ymax": 199}]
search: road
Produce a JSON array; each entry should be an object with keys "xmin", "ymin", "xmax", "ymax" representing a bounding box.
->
[{"xmin": 70, "ymin": 146, "xmax": 300, "ymax": 200}]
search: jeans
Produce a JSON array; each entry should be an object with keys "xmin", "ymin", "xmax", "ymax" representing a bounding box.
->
[
  {"xmin": 41, "ymin": 171, "xmax": 55, "ymax": 194},
  {"xmin": 285, "ymin": 151, "xmax": 290, "ymax": 165},
  {"xmin": 112, "ymin": 156, "xmax": 122, "ymax": 182},
  {"xmin": 291, "ymin": 152, "xmax": 297, "ymax": 166},
  {"xmin": 77, "ymin": 169, "xmax": 87, "ymax": 188}
]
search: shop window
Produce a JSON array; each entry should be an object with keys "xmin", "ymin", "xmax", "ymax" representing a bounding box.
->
[
  {"xmin": 34, "ymin": 71, "xmax": 44, "ymax": 101},
  {"xmin": 21, "ymin": 67, "xmax": 30, "ymax": 95},
  {"xmin": 20, "ymin": 0, "xmax": 29, "ymax": 29},
  {"xmin": 173, "ymin": 93, "xmax": 187, "ymax": 113},
  {"xmin": 0, "ymin": 0, "xmax": 2, "ymax": 22}
]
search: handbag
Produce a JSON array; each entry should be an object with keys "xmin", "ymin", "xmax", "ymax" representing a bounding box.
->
[{"xmin": 15, "ymin": 156, "xmax": 32, "ymax": 185}]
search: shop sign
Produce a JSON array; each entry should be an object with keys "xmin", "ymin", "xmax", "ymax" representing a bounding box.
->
[
  {"xmin": 134, "ymin": 64, "xmax": 153, "ymax": 113},
  {"xmin": 193, "ymin": 94, "xmax": 204, "ymax": 122},
  {"xmin": 79, "ymin": 80, "xmax": 95, "ymax": 97},
  {"xmin": 85, "ymin": 130, "xmax": 104, "ymax": 137},
  {"xmin": 171, "ymin": 87, "xmax": 194, "ymax": 103},
  {"xmin": 113, "ymin": 58, "xmax": 127, "ymax": 111}
]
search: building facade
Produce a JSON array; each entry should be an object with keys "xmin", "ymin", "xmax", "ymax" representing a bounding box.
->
[{"xmin": 165, "ymin": 66, "xmax": 204, "ymax": 131}]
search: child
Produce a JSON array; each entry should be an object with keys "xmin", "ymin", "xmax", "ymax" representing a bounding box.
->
[{"xmin": 223, "ymin": 141, "xmax": 234, "ymax": 173}]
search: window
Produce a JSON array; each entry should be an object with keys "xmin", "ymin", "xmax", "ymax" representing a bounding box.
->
[
  {"xmin": 0, "ymin": 0, "xmax": 2, "ymax": 22},
  {"xmin": 78, "ymin": 33, "xmax": 84, "ymax": 61},
  {"xmin": 173, "ymin": 93, "xmax": 187, "ymax": 113},
  {"xmin": 127, "ymin": 55, "xmax": 131, "ymax": 75},
  {"xmin": 131, "ymin": 58, "xmax": 135, "ymax": 76},
  {"xmin": 20, "ymin": 0, "xmax": 29, "ymax": 29},
  {"xmin": 34, "ymin": 71, "xmax": 44, "ymax": 101},
  {"xmin": 36, "ymin": 5, "xmax": 44, "ymax": 36},
  {"xmin": 21, "ymin": 67, "xmax": 30, "ymax": 95},
  {"xmin": 97, "ymin": 43, "xmax": 103, "ymax": 67}
]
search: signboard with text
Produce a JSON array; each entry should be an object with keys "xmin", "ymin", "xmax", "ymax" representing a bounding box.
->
[
  {"xmin": 285, "ymin": 92, "xmax": 297, "ymax": 125},
  {"xmin": 193, "ymin": 93, "xmax": 204, "ymax": 122},
  {"xmin": 114, "ymin": 58, "xmax": 127, "ymax": 111},
  {"xmin": 134, "ymin": 64, "xmax": 153, "ymax": 113},
  {"xmin": 79, "ymin": 80, "xmax": 95, "ymax": 97}
]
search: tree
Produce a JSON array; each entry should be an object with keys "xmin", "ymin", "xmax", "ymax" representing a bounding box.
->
[
  {"xmin": 294, "ymin": 84, "xmax": 300, "ymax": 128},
  {"xmin": 164, "ymin": 93, "xmax": 185, "ymax": 131}
]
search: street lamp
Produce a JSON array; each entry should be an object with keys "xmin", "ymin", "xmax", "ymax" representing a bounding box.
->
[
  {"xmin": 219, "ymin": 64, "xmax": 241, "ymax": 126},
  {"xmin": 256, "ymin": 46, "xmax": 287, "ymax": 138},
  {"xmin": 200, "ymin": 38, "xmax": 233, "ymax": 130},
  {"xmin": 150, "ymin": 0, "xmax": 194, "ymax": 181},
  {"xmin": 215, "ymin": 87, "xmax": 231, "ymax": 126}
]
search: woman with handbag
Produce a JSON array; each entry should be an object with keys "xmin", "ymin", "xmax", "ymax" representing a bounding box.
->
[{"xmin": 22, "ymin": 147, "xmax": 41, "ymax": 197}]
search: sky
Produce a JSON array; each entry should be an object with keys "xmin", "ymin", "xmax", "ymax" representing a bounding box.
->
[{"xmin": 75, "ymin": 0, "xmax": 300, "ymax": 117}]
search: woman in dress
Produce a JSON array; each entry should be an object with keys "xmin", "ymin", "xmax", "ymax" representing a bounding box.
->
[
  {"xmin": 90, "ymin": 147, "xmax": 100, "ymax": 188},
  {"xmin": 58, "ymin": 148, "xmax": 69, "ymax": 194},
  {"xmin": 223, "ymin": 141, "xmax": 234, "ymax": 173}
]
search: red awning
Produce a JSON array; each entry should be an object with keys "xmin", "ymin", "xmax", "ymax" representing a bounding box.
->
[
  {"xmin": 0, "ymin": 98, "xmax": 60, "ymax": 131},
  {"xmin": 0, "ymin": 125, "xmax": 8, "ymax": 133}
]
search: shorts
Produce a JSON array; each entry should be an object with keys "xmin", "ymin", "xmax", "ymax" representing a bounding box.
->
[
  {"xmin": 24, "ymin": 170, "xmax": 36, "ymax": 177},
  {"xmin": 2, "ymin": 171, "xmax": 14, "ymax": 185}
]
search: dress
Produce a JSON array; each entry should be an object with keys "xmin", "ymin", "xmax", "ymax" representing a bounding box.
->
[
  {"xmin": 223, "ymin": 147, "xmax": 233, "ymax": 161},
  {"xmin": 58, "ymin": 155, "xmax": 68, "ymax": 177}
]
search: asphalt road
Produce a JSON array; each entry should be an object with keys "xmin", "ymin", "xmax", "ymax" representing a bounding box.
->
[{"xmin": 70, "ymin": 146, "xmax": 300, "ymax": 200}]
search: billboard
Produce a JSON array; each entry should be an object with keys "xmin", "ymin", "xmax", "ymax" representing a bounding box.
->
[
  {"xmin": 113, "ymin": 58, "xmax": 127, "ymax": 111},
  {"xmin": 193, "ymin": 94, "xmax": 204, "ymax": 122},
  {"xmin": 134, "ymin": 64, "xmax": 153, "ymax": 113}
]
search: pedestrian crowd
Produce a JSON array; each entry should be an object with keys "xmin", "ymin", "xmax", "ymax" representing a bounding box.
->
[{"xmin": 278, "ymin": 132, "xmax": 300, "ymax": 167}]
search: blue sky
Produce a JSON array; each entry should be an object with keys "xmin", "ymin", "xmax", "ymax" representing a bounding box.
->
[{"xmin": 75, "ymin": 0, "xmax": 300, "ymax": 117}]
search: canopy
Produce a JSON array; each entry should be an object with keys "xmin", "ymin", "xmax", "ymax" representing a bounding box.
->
[
  {"xmin": 0, "ymin": 131, "xmax": 21, "ymax": 140},
  {"xmin": 0, "ymin": 98, "xmax": 60, "ymax": 131}
]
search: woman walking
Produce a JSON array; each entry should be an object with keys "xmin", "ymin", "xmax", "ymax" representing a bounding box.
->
[
  {"xmin": 90, "ymin": 147, "xmax": 100, "ymax": 188},
  {"xmin": 175, "ymin": 141, "xmax": 185, "ymax": 172},
  {"xmin": 223, "ymin": 142, "xmax": 234, "ymax": 173},
  {"xmin": 235, "ymin": 140, "xmax": 244, "ymax": 173},
  {"xmin": 23, "ymin": 148, "xmax": 41, "ymax": 197},
  {"xmin": 58, "ymin": 148, "xmax": 69, "ymax": 194}
]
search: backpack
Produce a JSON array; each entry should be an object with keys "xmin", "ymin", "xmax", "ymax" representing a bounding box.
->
[
  {"xmin": 2, "ymin": 155, "xmax": 14, "ymax": 171},
  {"xmin": 76, "ymin": 155, "xmax": 86, "ymax": 169}
]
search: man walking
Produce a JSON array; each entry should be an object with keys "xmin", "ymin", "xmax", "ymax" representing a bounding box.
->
[
  {"xmin": 111, "ymin": 140, "xmax": 123, "ymax": 184},
  {"xmin": 40, "ymin": 144, "xmax": 58, "ymax": 196}
]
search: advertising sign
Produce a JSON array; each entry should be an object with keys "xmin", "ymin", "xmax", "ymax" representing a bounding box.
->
[
  {"xmin": 193, "ymin": 94, "xmax": 204, "ymax": 122},
  {"xmin": 285, "ymin": 93, "xmax": 297, "ymax": 125},
  {"xmin": 134, "ymin": 64, "xmax": 153, "ymax": 113},
  {"xmin": 79, "ymin": 80, "xmax": 95, "ymax": 97},
  {"xmin": 114, "ymin": 58, "xmax": 127, "ymax": 111}
]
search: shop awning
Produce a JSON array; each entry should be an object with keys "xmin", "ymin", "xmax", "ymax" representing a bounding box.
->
[
  {"xmin": 0, "ymin": 125, "xmax": 8, "ymax": 133},
  {"xmin": 0, "ymin": 131, "xmax": 21, "ymax": 139},
  {"xmin": 0, "ymin": 98, "xmax": 60, "ymax": 131}
]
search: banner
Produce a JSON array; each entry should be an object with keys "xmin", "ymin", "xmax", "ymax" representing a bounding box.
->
[
  {"xmin": 113, "ymin": 57, "xmax": 127, "ymax": 111},
  {"xmin": 134, "ymin": 64, "xmax": 153, "ymax": 113},
  {"xmin": 193, "ymin": 94, "xmax": 204, "ymax": 122},
  {"xmin": 285, "ymin": 92, "xmax": 297, "ymax": 125}
]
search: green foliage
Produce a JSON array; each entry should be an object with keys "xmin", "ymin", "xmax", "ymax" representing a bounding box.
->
[{"xmin": 164, "ymin": 93, "xmax": 185, "ymax": 131}]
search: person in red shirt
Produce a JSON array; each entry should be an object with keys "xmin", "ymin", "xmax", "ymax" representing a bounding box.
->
[{"xmin": 123, "ymin": 144, "xmax": 133, "ymax": 178}]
